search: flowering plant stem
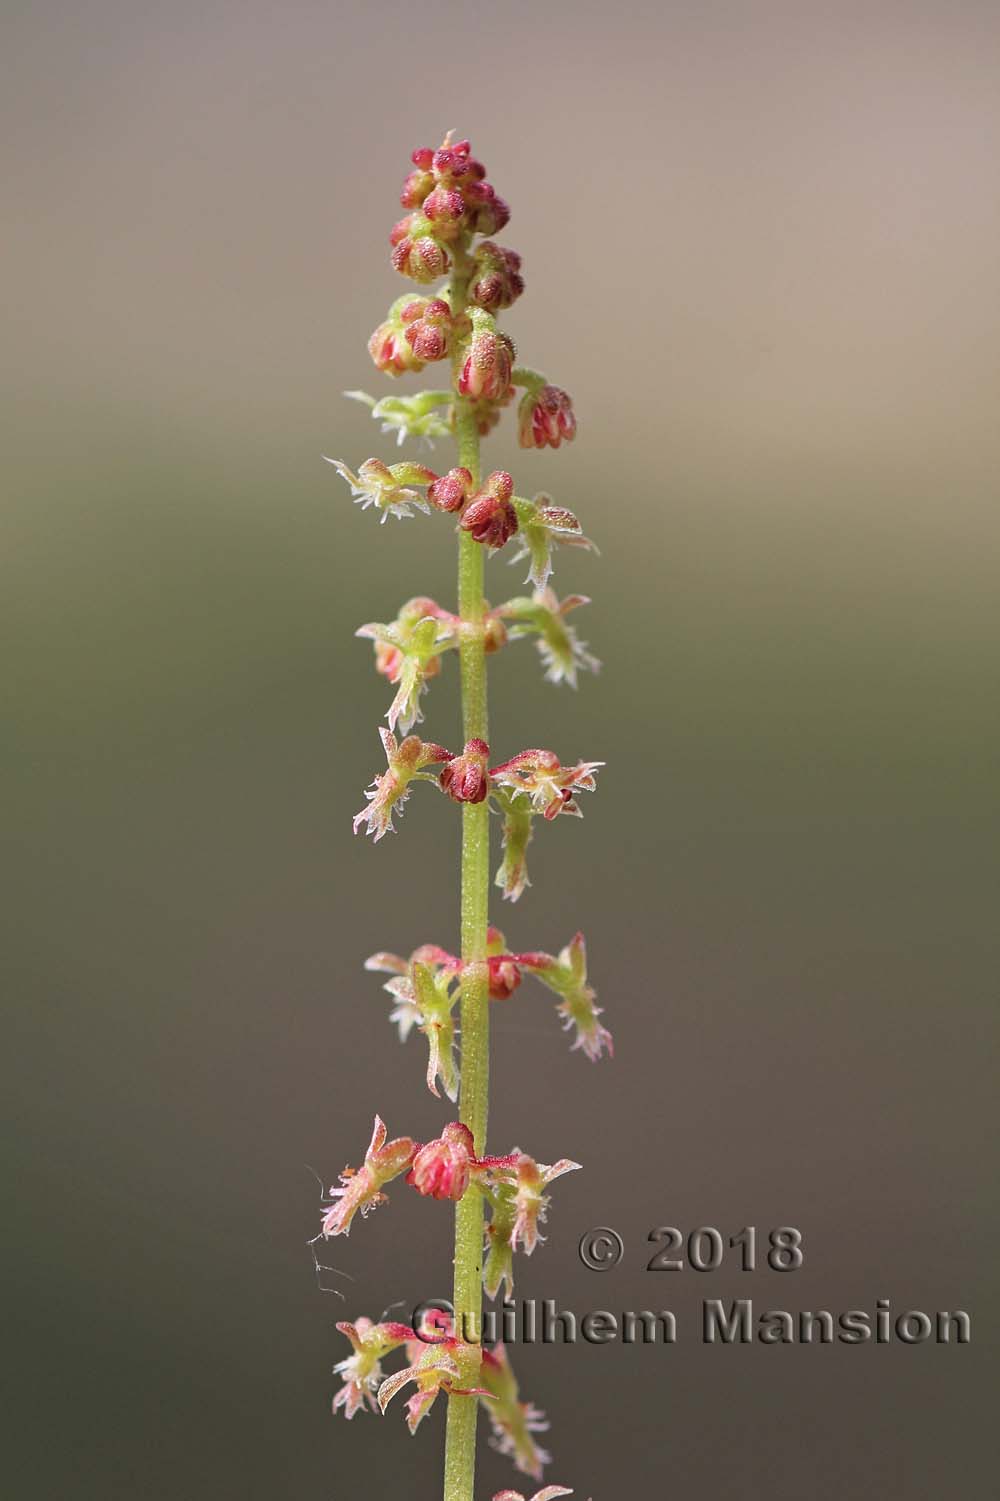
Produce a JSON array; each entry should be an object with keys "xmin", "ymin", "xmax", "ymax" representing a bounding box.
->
[
  {"xmin": 325, "ymin": 133, "xmax": 607, "ymax": 1501},
  {"xmin": 446, "ymin": 263, "xmax": 489, "ymax": 1501}
]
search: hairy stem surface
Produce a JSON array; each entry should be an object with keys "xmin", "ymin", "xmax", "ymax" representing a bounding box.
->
[{"xmin": 443, "ymin": 265, "xmax": 490, "ymax": 1501}]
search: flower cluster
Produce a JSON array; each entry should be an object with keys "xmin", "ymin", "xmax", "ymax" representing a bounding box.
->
[{"xmin": 324, "ymin": 133, "xmax": 603, "ymax": 1500}]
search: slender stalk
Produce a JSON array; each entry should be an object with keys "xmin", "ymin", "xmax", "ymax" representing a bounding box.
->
[{"xmin": 443, "ymin": 270, "xmax": 490, "ymax": 1501}]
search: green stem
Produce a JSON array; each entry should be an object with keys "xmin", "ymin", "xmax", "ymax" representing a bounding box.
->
[{"xmin": 443, "ymin": 265, "xmax": 490, "ymax": 1501}]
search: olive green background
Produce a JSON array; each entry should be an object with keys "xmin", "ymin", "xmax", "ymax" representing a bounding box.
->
[{"xmin": 5, "ymin": 1, "xmax": 998, "ymax": 1496}]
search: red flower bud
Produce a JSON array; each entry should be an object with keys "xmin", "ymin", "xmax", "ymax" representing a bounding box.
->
[
  {"xmin": 469, "ymin": 243, "xmax": 524, "ymax": 312},
  {"xmin": 390, "ymin": 216, "xmax": 450, "ymax": 283},
  {"xmin": 407, "ymin": 1122, "xmax": 476, "ymax": 1201},
  {"xmin": 411, "ymin": 147, "xmax": 434, "ymax": 170},
  {"xmin": 427, "ymin": 466, "xmax": 474, "ymax": 513},
  {"xmin": 440, "ymin": 738, "xmax": 491, "ymax": 804},
  {"xmin": 488, "ymin": 953, "xmax": 522, "ymax": 1000},
  {"xmin": 400, "ymin": 168, "xmax": 434, "ymax": 209},
  {"xmin": 401, "ymin": 296, "xmax": 455, "ymax": 362},
  {"xmin": 460, "ymin": 478, "xmax": 519, "ymax": 550},
  {"xmin": 458, "ymin": 327, "xmax": 515, "ymax": 401},
  {"xmin": 518, "ymin": 384, "xmax": 577, "ymax": 449},
  {"xmin": 368, "ymin": 311, "xmax": 425, "ymax": 375},
  {"xmin": 422, "ymin": 185, "xmax": 466, "ymax": 238}
]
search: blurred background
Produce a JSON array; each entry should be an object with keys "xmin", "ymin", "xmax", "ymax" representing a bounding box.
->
[{"xmin": 4, "ymin": 1, "xmax": 998, "ymax": 1496}]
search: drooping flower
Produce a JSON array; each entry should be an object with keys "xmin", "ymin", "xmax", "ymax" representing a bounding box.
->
[
  {"xmin": 440, "ymin": 738, "xmax": 491, "ymax": 803},
  {"xmin": 475, "ymin": 1148, "xmax": 581, "ymax": 1298},
  {"xmin": 367, "ymin": 298, "xmax": 428, "ymax": 376},
  {"xmin": 517, "ymin": 384, "xmax": 577, "ymax": 449},
  {"xmin": 517, "ymin": 932, "xmax": 613, "ymax": 1061},
  {"xmin": 492, "ymin": 784, "xmax": 535, "ymax": 902},
  {"xmin": 325, "ymin": 456, "xmax": 438, "ymax": 523},
  {"xmin": 460, "ymin": 471, "xmax": 519, "ymax": 551},
  {"xmin": 353, "ymin": 729, "xmax": 452, "ymax": 840},
  {"xmin": 479, "ymin": 1344, "xmax": 551, "ymax": 1481},
  {"xmin": 408, "ymin": 1122, "xmax": 477, "ymax": 1201},
  {"xmin": 489, "ymin": 749, "xmax": 602, "ymax": 821},
  {"xmin": 365, "ymin": 946, "xmax": 463, "ymax": 1099},
  {"xmin": 495, "ymin": 589, "xmax": 600, "ymax": 689},
  {"xmin": 509, "ymin": 495, "xmax": 597, "ymax": 589},
  {"xmin": 507, "ymin": 1153, "xmax": 582, "ymax": 1254},
  {"xmin": 321, "ymin": 1115, "xmax": 418, "ymax": 1237},
  {"xmin": 332, "ymin": 1317, "xmax": 415, "ymax": 1418},
  {"xmin": 356, "ymin": 597, "xmax": 458, "ymax": 733}
]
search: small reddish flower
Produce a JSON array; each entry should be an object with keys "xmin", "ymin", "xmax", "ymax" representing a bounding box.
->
[
  {"xmin": 507, "ymin": 1153, "xmax": 582, "ymax": 1254},
  {"xmin": 321, "ymin": 1116, "xmax": 418, "ymax": 1237},
  {"xmin": 470, "ymin": 242, "xmax": 524, "ymax": 312},
  {"xmin": 422, "ymin": 184, "xmax": 467, "ymax": 238},
  {"xmin": 367, "ymin": 308, "xmax": 426, "ymax": 376},
  {"xmin": 518, "ymin": 384, "xmax": 577, "ymax": 449},
  {"xmin": 486, "ymin": 925, "xmax": 523, "ymax": 1000},
  {"xmin": 401, "ymin": 296, "xmax": 457, "ymax": 362},
  {"xmin": 427, "ymin": 466, "xmax": 475, "ymax": 513},
  {"xmin": 460, "ymin": 471, "xmax": 518, "ymax": 551},
  {"xmin": 458, "ymin": 319, "xmax": 515, "ymax": 401},
  {"xmin": 353, "ymin": 728, "xmax": 452, "ymax": 840},
  {"xmin": 332, "ymin": 1317, "xmax": 415, "ymax": 1419},
  {"xmin": 440, "ymin": 738, "xmax": 491, "ymax": 804},
  {"xmin": 489, "ymin": 749, "xmax": 602, "ymax": 820},
  {"xmin": 400, "ymin": 164, "xmax": 434, "ymax": 209},
  {"xmin": 407, "ymin": 1122, "xmax": 477, "ymax": 1201}
]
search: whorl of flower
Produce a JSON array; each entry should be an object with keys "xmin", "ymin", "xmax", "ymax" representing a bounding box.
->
[
  {"xmin": 378, "ymin": 1329, "xmax": 486, "ymax": 1434},
  {"xmin": 496, "ymin": 590, "xmax": 600, "ymax": 689},
  {"xmin": 510, "ymin": 496, "xmax": 597, "ymax": 589},
  {"xmin": 518, "ymin": 932, "xmax": 613, "ymax": 1061},
  {"xmin": 458, "ymin": 313, "xmax": 515, "ymax": 401},
  {"xmin": 321, "ymin": 1116, "xmax": 418, "ymax": 1237},
  {"xmin": 518, "ymin": 384, "xmax": 577, "ymax": 449},
  {"xmin": 461, "ymin": 470, "xmax": 519, "ymax": 551},
  {"xmin": 333, "ymin": 1317, "xmax": 415, "ymax": 1419},
  {"xmin": 402, "ymin": 296, "xmax": 460, "ymax": 362},
  {"xmin": 480, "ymin": 1345, "xmax": 550, "ymax": 1481},
  {"xmin": 440, "ymin": 738, "xmax": 491, "ymax": 804},
  {"xmin": 427, "ymin": 466, "xmax": 475, "ymax": 513},
  {"xmin": 493, "ymin": 1490, "xmax": 574, "ymax": 1501},
  {"xmin": 470, "ymin": 242, "xmax": 524, "ymax": 312},
  {"xmin": 365, "ymin": 946, "xmax": 462, "ymax": 1099},
  {"xmin": 326, "ymin": 456, "xmax": 438, "ymax": 522},
  {"xmin": 356, "ymin": 597, "xmax": 457, "ymax": 733},
  {"xmin": 407, "ymin": 1121, "xmax": 477, "ymax": 1201},
  {"xmin": 353, "ymin": 728, "xmax": 452, "ymax": 840},
  {"xmin": 489, "ymin": 749, "xmax": 602, "ymax": 821}
]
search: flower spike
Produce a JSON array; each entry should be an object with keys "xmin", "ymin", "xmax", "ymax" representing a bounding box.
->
[{"xmin": 321, "ymin": 1115, "xmax": 417, "ymax": 1237}]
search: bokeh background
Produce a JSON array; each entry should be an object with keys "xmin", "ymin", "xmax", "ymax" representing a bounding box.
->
[{"xmin": 5, "ymin": 1, "xmax": 998, "ymax": 1496}]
